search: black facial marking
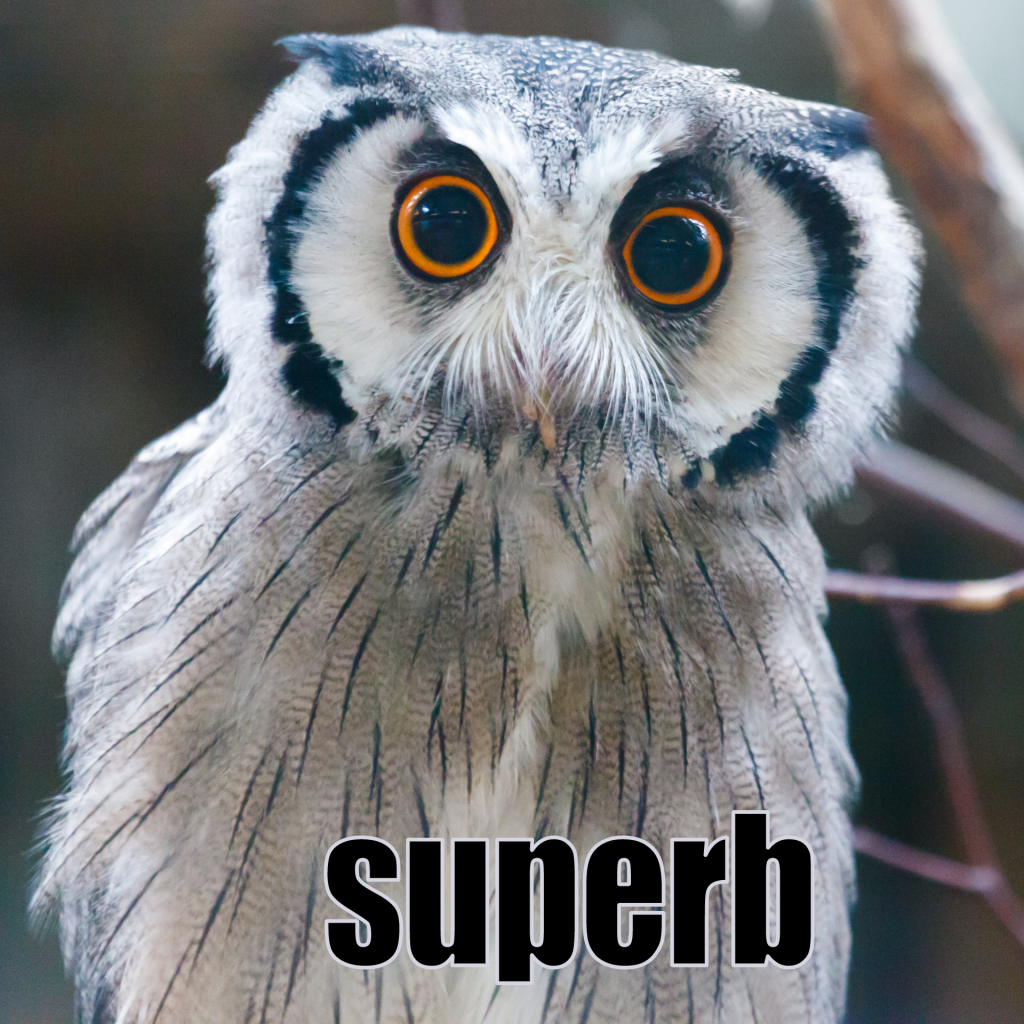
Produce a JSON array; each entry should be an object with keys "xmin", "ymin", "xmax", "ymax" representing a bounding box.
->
[
  {"xmin": 279, "ymin": 345, "xmax": 351, "ymax": 428},
  {"xmin": 266, "ymin": 98, "xmax": 397, "ymax": 427},
  {"xmin": 90, "ymin": 978, "xmax": 116, "ymax": 1024},
  {"xmin": 780, "ymin": 106, "xmax": 873, "ymax": 161},
  {"xmin": 759, "ymin": 154, "xmax": 863, "ymax": 357},
  {"xmin": 709, "ymin": 154, "xmax": 863, "ymax": 485},
  {"xmin": 710, "ymin": 412, "xmax": 778, "ymax": 486},
  {"xmin": 681, "ymin": 463, "xmax": 702, "ymax": 490},
  {"xmin": 774, "ymin": 346, "xmax": 829, "ymax": 423}
]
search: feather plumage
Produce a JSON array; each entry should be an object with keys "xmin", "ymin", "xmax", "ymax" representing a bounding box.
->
[{"xmin": 35, "ymin": 27, "xmax": 920, "ymax": 1024}]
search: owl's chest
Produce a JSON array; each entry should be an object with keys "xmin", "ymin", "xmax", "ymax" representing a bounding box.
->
[
  {"xmin": 223, "ymin": 461, "xmax": 815, "ymax": 831},
  {"xmin": 133, "ymin": 445, "xmax": 838, "ymax": 846},
  {"xmin": 71, "ymin": 452, "xmax": 853, "ymax": 1024}
]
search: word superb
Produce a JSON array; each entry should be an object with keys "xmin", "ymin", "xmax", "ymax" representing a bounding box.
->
[{"xmin": 324, "ymin": 811, "xmax": 814, "ymax": 983}]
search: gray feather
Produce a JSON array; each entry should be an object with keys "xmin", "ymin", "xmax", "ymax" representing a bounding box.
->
[{"xmin": 34, "ymin": 27, "xmax": 920, "ymax": 1024}]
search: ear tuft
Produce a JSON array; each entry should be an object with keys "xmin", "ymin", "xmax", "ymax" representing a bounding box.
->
[
  {"xmin": 277, "ymin": 34, "xmax": 336, "ymax": 61},
  {"xmin": 276, "ymin": 35, "xmax": 383, "ymax": 88}
]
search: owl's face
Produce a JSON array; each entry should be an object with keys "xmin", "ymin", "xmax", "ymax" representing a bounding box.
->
[{"xmin": 208, "ymin": 28, "xmax": 919, "ymax": 502}]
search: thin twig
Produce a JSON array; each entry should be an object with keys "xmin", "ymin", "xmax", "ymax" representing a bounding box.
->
[
  {"xmin": 887, "ymin": 603, "xmax": 998, "ymax": 865},
  {"xmin": 829, "ymin": 427, "xmax": 1024, "ymax": 605},
  {"xmin": 813, "ymin": 0, "xmax": 1024, "ymax": 974},
  {"xmin": 903, "ymin": 358, "xmax": 1024, "ymax": 484},
  {"xmin": 814, "ymin": 0, "xmax": 1024, "ymax": 410},
  {"xmin": 853, "ymin": 827, "xmax": 1001, "ymax": 893},
  {"xmin": 825, "ymin": 566, "xmax": 1024, "ymax": 609},
  {"xmin": 833, "ymin": 442, "xmax": 1024, "ymax": 606},
  {"xmin": 856, "ymin": 441, "xmax": 1024, "ymax": 552},
  {"xmin": 878, "ymin": 602, "xmax": 1024, "ymax": 945}
]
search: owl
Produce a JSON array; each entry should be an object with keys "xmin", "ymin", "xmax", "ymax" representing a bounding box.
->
[{"xmin": 34, "ymin": 27, "xmax": 920, "ymax": 1024}]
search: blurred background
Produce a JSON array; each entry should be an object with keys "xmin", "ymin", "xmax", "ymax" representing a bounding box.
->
[{"xmin": 1, "ymin": 0, "xmax": 1022, "ymax": 1020}]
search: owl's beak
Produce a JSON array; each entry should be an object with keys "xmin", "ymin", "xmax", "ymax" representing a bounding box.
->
[{"xmin": 523, "ymin": 385, "xmax": 556, "ymax": 453}]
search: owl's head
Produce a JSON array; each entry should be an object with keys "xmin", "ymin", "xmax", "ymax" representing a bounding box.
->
[{"xmin": 208, "ymin": 27, "xmax": 919, "ymax": 505}]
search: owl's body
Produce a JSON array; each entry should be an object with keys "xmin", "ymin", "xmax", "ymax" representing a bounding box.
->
[{"xmin": 36, "ymin": 29, "xmax": 920, "ymax": 1024}]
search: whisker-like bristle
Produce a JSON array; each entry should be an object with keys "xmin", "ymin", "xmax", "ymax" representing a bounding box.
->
[{"xmin": 381, "ymin": 269, "xmax": 674, "ymax": 437}]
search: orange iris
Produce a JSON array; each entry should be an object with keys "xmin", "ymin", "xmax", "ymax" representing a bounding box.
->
[
  {"xmin": 622, "ymin": 206, "xmax": 724, "ymax": 307},
  {"xmin": 395, "ymin": 175, "xmax": 499, "ymax": 279}
]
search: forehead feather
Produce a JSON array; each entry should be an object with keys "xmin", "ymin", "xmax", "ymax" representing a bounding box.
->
[
  {"xmin": 281, "ymin": 28, "xmax": 870, "ymax": 181},
  {"xmin": 286, "ymin": 28, "xmax": 730, "ymax": 135},
  {"xmin": 281, "ymin": 29, "xmax": 745, "ymax": 203}
]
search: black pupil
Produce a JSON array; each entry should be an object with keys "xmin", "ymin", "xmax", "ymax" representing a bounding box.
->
[
  {"xmin": 411, "ymin": 185, "xmax": 488, "ymax": 266},
  {"xmin": 630, "ymin": 215, "xmax": 711, "ymax": 296}
]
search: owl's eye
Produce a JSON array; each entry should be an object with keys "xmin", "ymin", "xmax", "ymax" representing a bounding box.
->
[
  {"xmin": 622, "ymin": 207, "xmax": 725, "ymax": 307},
  {"xmin": 395, "ymin": 175, "xmax": 499, "ymax": 280}
]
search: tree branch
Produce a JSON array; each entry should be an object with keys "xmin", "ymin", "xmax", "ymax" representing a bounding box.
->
[
  {"xmin": 882, "ymin": 603, "xmax": 1024, "ymax": 944},
  {"xmin": 903, "ymin": 358, "xmax": 1024, "ymax": 484},
  {"xmin": 827, "ymin": 441, "xmax": 1024, "ymax": 607},
  {"xmin": 825, "ymin": 566, "xmax": 1024, "ymax": 609},
  {"xmin": 853, "ymin": 826, "xmax": 1002, "ymax": 893},
  {"xmin": 813, "ymin": 0, "xmax": 1024, "ymax": 410},
  {"xmin": 813, "ymin": 0, "xmax": 1024, "ymax": 969},
  {"xmin": 887, "ymin": 603, "xmax": 998, "ymax": 866},
  {"xmin": 856, "ymin": 441, "xmax": 1024, "ymax": 552}
]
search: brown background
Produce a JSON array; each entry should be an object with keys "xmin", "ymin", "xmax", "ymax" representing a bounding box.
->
[{"xmin": 1, "ymin": 1, "xmax": 1022, "ymax": 1020}]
